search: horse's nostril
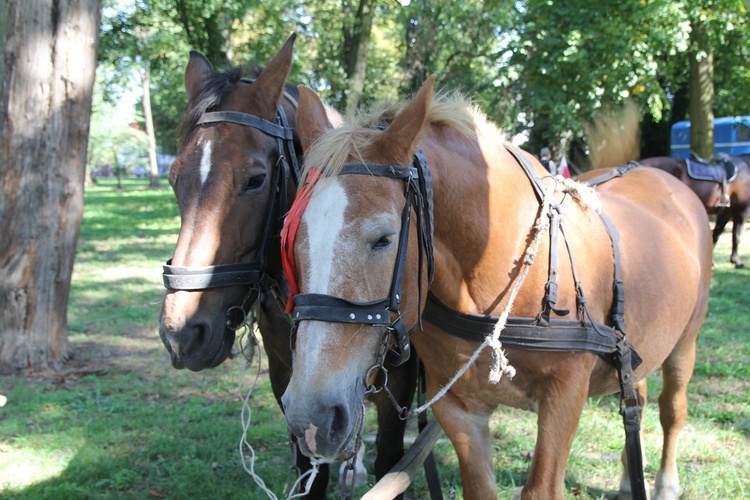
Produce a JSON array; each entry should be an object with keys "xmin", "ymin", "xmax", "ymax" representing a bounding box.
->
[
  {"xmin": 194, "ymin": 321, "xmax": 207, "ymax": 345},
  {"xmin": 180, "ymin": 319, "xmax": 211, "ymax": 356},
  {"xmin": 331, "ymin": 403, "xmax": 350, "ymax": 437}
]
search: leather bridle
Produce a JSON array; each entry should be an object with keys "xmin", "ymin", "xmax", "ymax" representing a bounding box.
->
[
  {"xmin": 284, "ymin": 152, "xmax": 434, "ymax": 366},
  {"xmin": 162, "ymin": 82, "xmax": 300, "ymax": 326}
]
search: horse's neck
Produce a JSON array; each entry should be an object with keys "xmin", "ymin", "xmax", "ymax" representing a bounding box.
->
[{"xmin": 424, "ymin": 135, "xmax": 546, "ymax": 314}]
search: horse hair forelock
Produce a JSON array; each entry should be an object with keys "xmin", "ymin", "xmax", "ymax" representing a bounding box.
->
[{"xmin": 299, "ymin": 91, "xmax": 483, "ymax": 190}]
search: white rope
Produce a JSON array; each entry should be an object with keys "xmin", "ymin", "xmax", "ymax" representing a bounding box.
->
[
  {"xmin": 237, "ymin": 328, "xmax": 320, "ymax": 499},
  {"xmin": 409, "ymin": 176, "xmax": 599, "ymax": 415}
]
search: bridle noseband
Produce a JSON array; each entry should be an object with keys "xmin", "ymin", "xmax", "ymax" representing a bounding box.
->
[
  {"xmin": 285, "ymin": 153, "xmax": 434, "ymax": 366},
  {"xmin": 163, "ymin": 81, "xmax": 300, "ymax": 325}
]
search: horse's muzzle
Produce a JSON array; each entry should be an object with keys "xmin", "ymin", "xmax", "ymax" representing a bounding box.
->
[
  {"xmin": 281, "ymin": 390, "xmax": 361, "ymax": 461},
  {"xmin": 158, "ymin": 319, "xmax": 233, "ymax": 371}
]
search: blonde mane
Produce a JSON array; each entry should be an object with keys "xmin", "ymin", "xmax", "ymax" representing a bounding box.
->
[{"xmin": 300, "ymin": 91, "xmax": 484, "ymax": 187}]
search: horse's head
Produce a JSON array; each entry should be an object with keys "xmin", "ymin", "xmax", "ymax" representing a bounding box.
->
[
  {"xmin": 159, "ymin": 35, "xmax": 299, "ymax": 371},
  {"xmin": 280, "ymin": 77, "xmax": 436, "ymax": 460}
]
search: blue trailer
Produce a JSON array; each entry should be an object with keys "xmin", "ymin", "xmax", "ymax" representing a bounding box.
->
[{"xmin": 670, "ymin": 116, "xmax": 750, "ymax": 159}]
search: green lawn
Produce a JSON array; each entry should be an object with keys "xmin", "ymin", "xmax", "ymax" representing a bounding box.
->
[{"xmin": 0, "ymin": 177, "xmax": 748, "ymax": 499}]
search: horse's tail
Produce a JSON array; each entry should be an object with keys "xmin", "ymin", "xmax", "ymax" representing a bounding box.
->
[{"xmin": 585, "ymin": 100, "xmax": 640, "ymax": 169}]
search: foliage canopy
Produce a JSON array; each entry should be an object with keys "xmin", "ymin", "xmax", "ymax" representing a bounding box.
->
[{"xmin": 96, "ymin": 0, "xmax": 750, "ymax": 160}]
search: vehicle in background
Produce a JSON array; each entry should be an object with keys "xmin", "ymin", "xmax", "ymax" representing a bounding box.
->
[{"xmin": 671, "ymin": 116, "xmax": 750, "ymax": 159}]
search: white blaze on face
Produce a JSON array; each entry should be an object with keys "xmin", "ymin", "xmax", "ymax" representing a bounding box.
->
[
  {"xmin": 294, "ymin": 178, "xmax": 350, "ymax": 373},
  {"xmin": 199, "ymin": 138, "xmax": 213, "ymax": 185},
  {"xmin": 302, "ymin": 178, "xmax": 349, "ymax": 294}
]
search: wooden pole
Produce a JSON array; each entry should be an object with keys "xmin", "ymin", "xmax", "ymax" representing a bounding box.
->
[{"xmin": 362, "ymin": 419, "xmax": 443, "ymax": 499}]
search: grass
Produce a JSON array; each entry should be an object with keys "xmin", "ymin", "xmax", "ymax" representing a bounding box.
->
[{"xmin": 1, "ymin": 176, "xmax": 748, "ymax": 499}]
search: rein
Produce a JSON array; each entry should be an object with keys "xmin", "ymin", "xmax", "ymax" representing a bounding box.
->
[
  {"xmin": 162, "ymin": 84, "xmax": 300, "ymax": 320},
  {"xmin": 281, "ymin": 153, "xmax": 435, "ymax": 367}
]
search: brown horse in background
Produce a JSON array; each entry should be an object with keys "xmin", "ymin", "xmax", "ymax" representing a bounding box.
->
[
  {"xmin": 280, "ymin": 78, "xmax": 712, "ymax": 498},
  {"xmin": 639, "ymin": 155, "xmax": 750, "ymax": 268},
  {"xmin": 157, "ymin": 36, "xmax": 419, "ymax": 497}
]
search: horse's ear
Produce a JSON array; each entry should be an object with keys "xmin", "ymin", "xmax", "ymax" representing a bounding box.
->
[
  {"xmin": 296, "ymin": 86, "xmax": 332, "ymax": 152},
  {"xmin": 185, "ymin": 51, "xmax": 214, "ymax": 103},
  {"xmin": 379, "ymin": 75, "xmax": 435, "ymax": 158},
  {"xmin": 251, "ymin": 33, "xmax": 296, "ymax": 117}
]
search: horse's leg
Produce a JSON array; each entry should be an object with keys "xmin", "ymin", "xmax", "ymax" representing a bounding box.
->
[
  {"xmin": 652, "ymin": 336, "xmax": 698, "ymax": 500},
  {"xmin": 618, "ymin": 378, "xmax": 649, "ymax": 500},
  {"xmin": 431, "ymin": 391, "xmax": 496, "ymax": 498},
  {"xmin": 372, "ymin": 352, "xmax": 418, "ymax": 484},
  {"xmin": 712, "ymin": 209, "xmax": 730, "ymax": 246},
  {"xmin": 710, "ymin": 210, "xmax": 731, "ymax": 266},
  {"xmin": 522, "ymin": 368, "xmax": 591, "ymax": 499},
  {"xmin": 730, "ymin": 207, "xmax": 748, "ymax": 268}
]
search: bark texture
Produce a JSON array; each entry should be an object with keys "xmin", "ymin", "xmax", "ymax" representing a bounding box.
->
[
  {"xmin": 689, "ymin": 18, "xmax": 714, "ymax": 158},
  {"xmin": 0, "ymin": 0, "xmax": 102, "ymax": 373},
  {"xmin": 342, "ymin": 0, "xmax": 374, "ymax": 113}
]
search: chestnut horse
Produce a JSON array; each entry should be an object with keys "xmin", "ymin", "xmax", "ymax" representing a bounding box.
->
[
  {"xmin": 280, "ymin": 78, "xmax": 712, "ymax": 499},
  {"xmin": 158, "ymin": 36, "xmax": 419, "ymax": 497},
  {"xmin": 639, "ymin": 155, "xmax": 750, "ymax": 268}
]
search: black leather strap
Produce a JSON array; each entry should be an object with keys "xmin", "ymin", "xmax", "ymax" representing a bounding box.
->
[
  {"xmin": 293, "ymin": 293, "xmax": 391, "ymax": 324},
  {"xmin": 505, "ymin": 144, "xmax": 548, "ymax": 201},
  {"xmin": 163, "ymin": 260, "xmax": 263, "ymax": 290},
  {"xmin": 583, "ymin": 161, "xmax": 640, "ymax": 187},
  {"xmin": 197, "ymin": 110, "xmax": 293, "ymax": 140},
  {"xmin": 596, "ymin": 210, "xmax": 627, "ymax": 333},
  {"xmin": 615, "ymin": 338, "xmax": 647, "ymax": 500},
  {"xmin": 422, "ymin": 292, "xmax": 619, "ymax": 355},
  {"xmin": 414, "ymin": 149, "xmax": 435, "ymax": 284},
  {"xmin": 339, "ymin": 162, "xmax": 418, "ymax": 179}
]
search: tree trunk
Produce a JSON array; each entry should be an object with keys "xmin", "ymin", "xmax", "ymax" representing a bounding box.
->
[
  {"xmin": 401, "ymin": 0, "xmax": 437, "ymax": 95},
  {"xmin": 342, "ymin": 0, "xmax": 374, "ymax": 114},
  {"xmin": 204, "ymin": 11, "xmax": 231, "ymax": 67},
  {"xmin": 141, "ymin": 67, "xmax": 160, "ymax": 187},
  {"xmin": 689, "ymin": 18, "xmax": 714, "ymax": 158},
  {"xmin": 0, "ymin": 0, "xmax": 102, "ymax": 374}
]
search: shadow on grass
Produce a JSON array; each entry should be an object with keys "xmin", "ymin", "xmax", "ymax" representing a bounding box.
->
[
  {"xmin": 69, "ymin": 276, "xmax": 165, "ymax": 336},
  {"xmin": 1, "ymin": 365, "xmax": 295, "ymax": 499}
]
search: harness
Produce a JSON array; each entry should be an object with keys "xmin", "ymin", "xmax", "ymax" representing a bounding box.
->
[
  {"xmin": 282, "ymin": 145, "xmax": 648, "ymax": 500},
  {"xmin": 162, "ymin": 81, "xmax": 300, "ymax": 324},
  {"xmin": 421, "ymin": 148, "xmax": 646, "ymax": 500}
]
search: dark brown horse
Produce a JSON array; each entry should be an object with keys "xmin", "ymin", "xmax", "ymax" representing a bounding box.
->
[
  {"xmin": 280, "ymin": 78, "xmax": 712, "ymax": 498},
  {"xmin": 157, "ymin": 36, "xmax": 418, "ymax": 497},
  {"xmin": 639, "ymin": 155, "xmax": 750, "ymax": 267}
]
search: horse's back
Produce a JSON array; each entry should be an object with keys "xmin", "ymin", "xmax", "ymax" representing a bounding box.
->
[
  {"xmin": 638, "ymin": 156, "xmax": 686, "ymax": 180},
  {"xmin": 580, "ymin": 166, "xmax": 712, "ymax": 391}
]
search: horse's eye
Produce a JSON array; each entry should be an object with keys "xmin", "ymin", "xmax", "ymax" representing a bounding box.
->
[
  {"xmin": 244, "ymin": 173, "xmax": 267, "ymax": 191},
  {"xmin": 372, "ymin": 235, "xmax": 392, "ymax": 250}
]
